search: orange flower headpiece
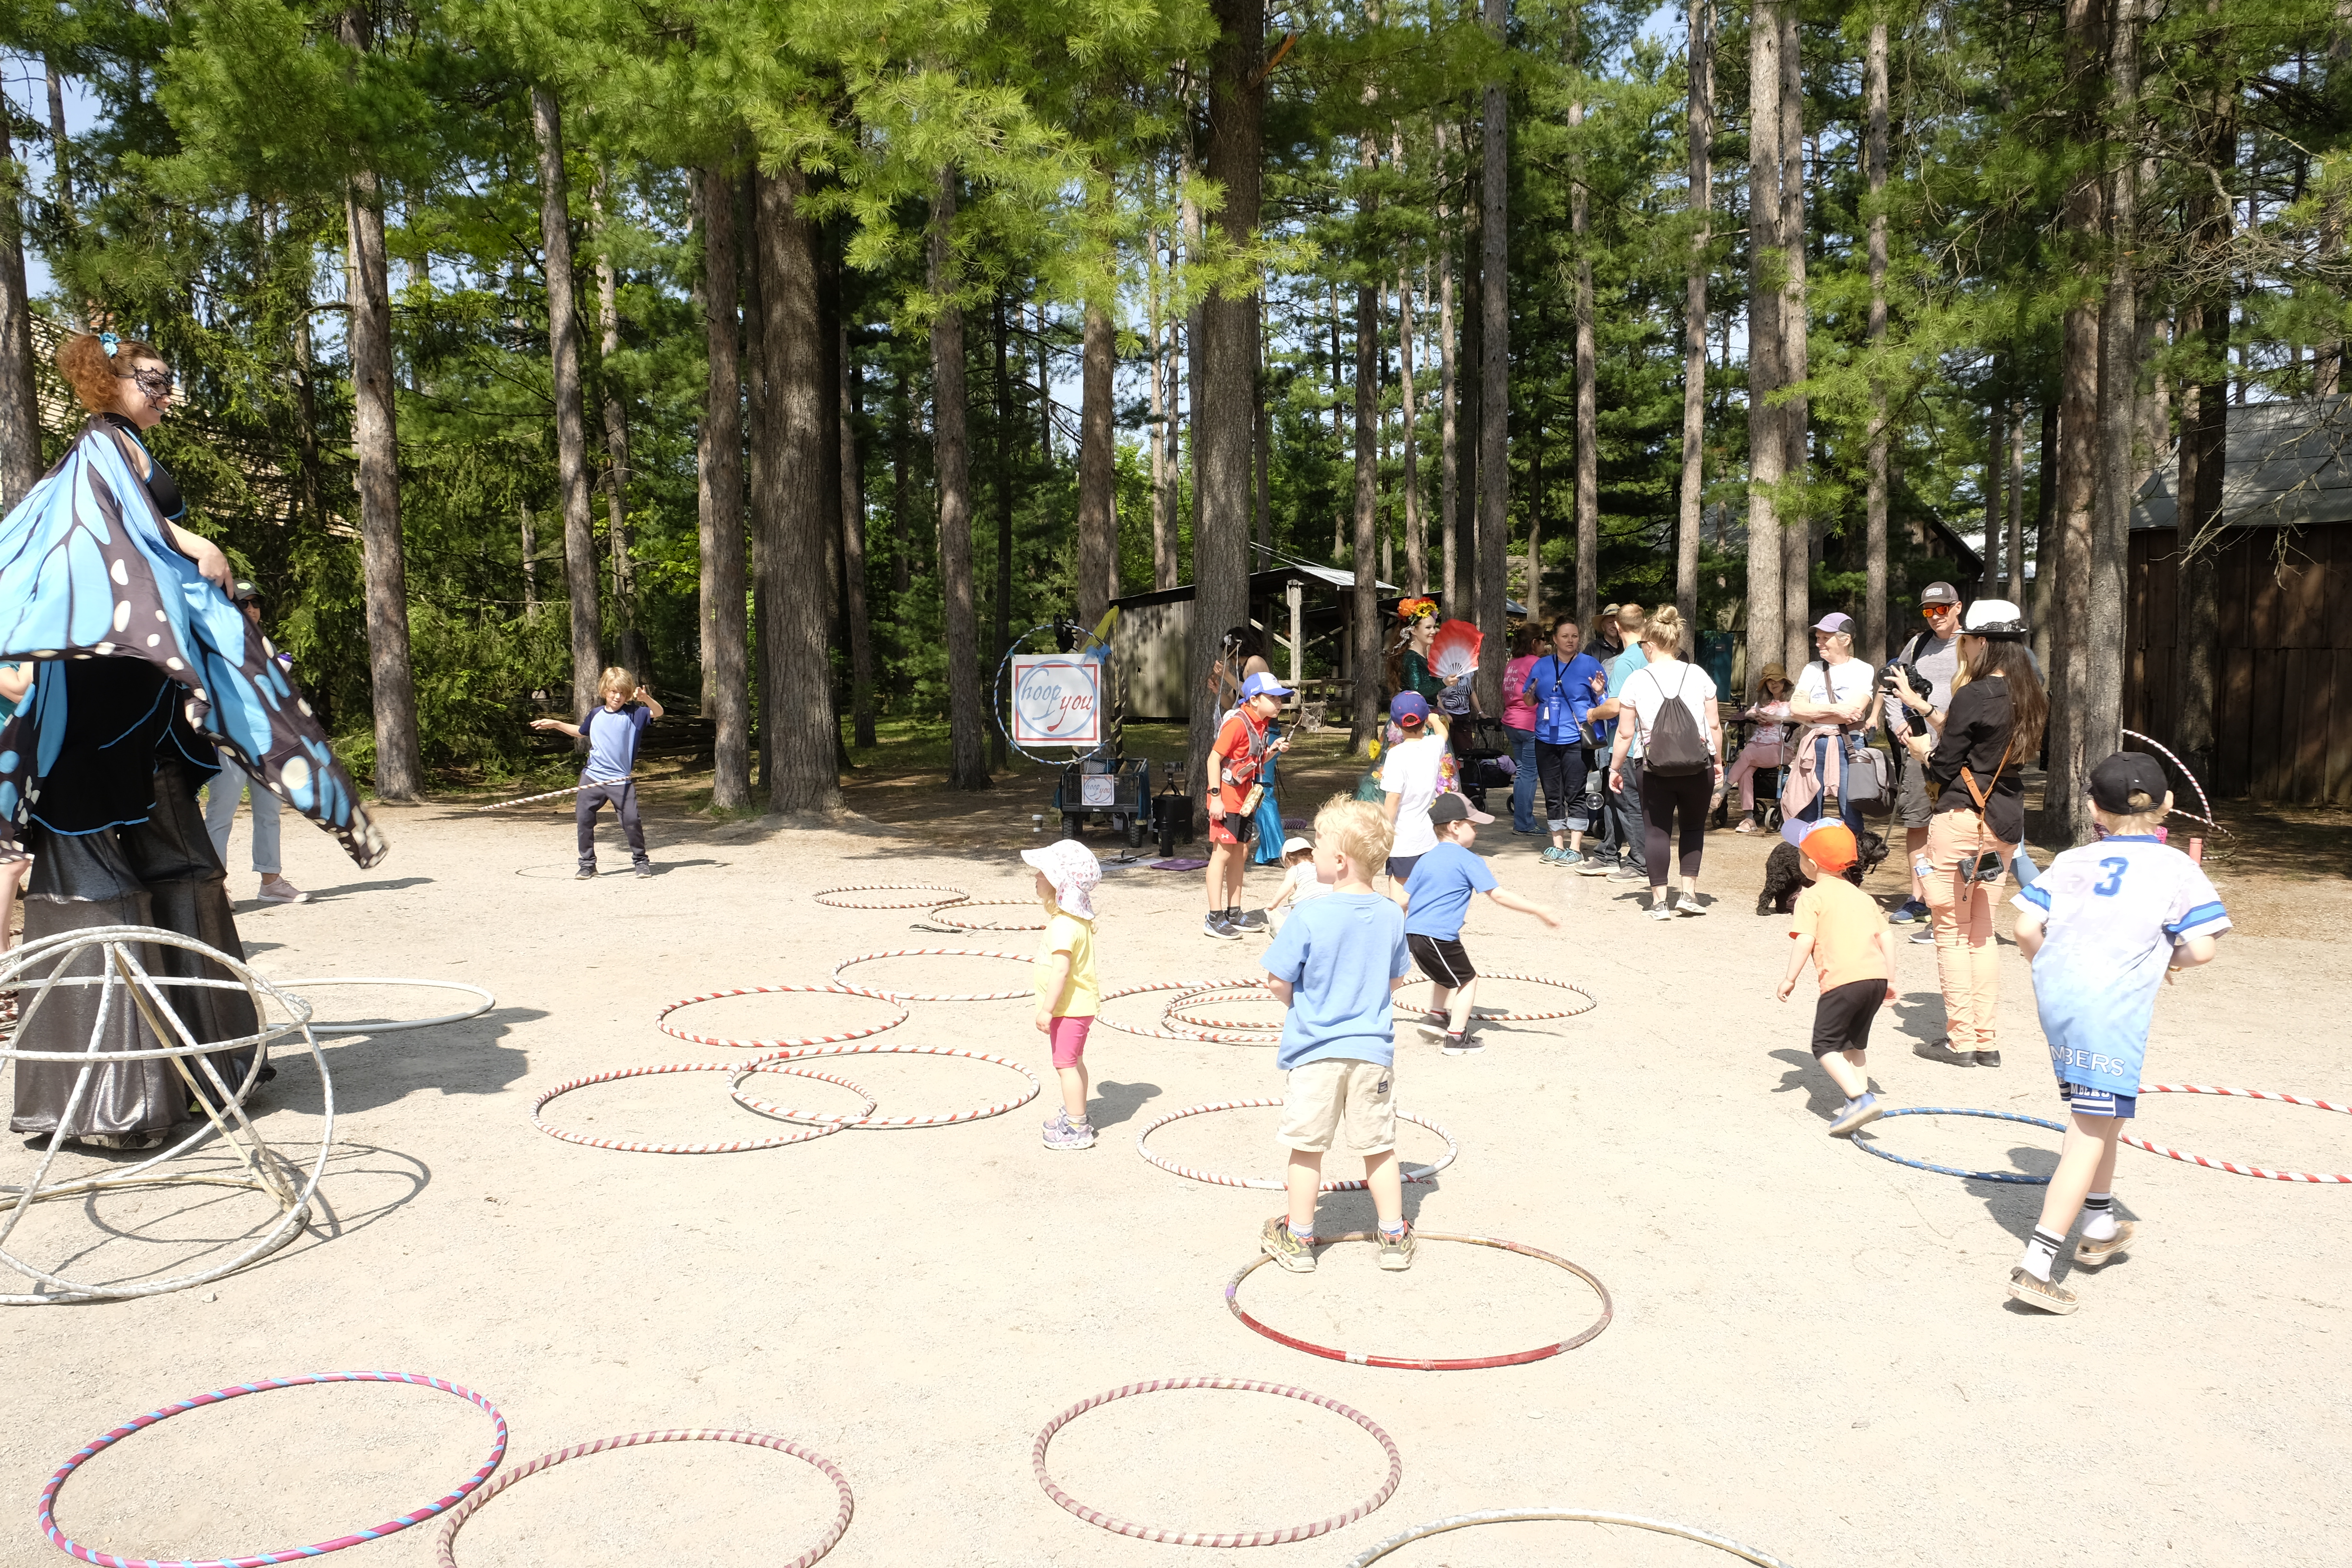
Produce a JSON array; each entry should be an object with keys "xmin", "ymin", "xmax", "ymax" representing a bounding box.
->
[{"xmin": 1396, "ymin": 597, "xmax": 1438, "ymax": 623}]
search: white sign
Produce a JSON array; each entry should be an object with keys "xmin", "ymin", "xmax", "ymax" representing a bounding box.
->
[
  {"xmin": 1011, "ymin": 655, "xmax": 1103, "ymax": 747},
  {"xmin": 1080, "ymin": 776, "xmax": 1117, "ymax": 807}
]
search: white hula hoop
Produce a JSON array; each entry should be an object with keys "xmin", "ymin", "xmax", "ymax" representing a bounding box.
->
[{"xmin": 270, "ymin": 977, "xmax": 498, "ymax": 1035}]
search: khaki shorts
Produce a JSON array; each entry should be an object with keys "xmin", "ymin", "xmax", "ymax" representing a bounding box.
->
[{"xmin": 1277, "ymin": 1058, "xmax": 1397, "ymax": 1154}]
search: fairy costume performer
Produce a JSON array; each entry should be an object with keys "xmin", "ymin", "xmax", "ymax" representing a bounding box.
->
[{"xmin": 0, "ymin": 332, "xmax": 386, "ymax": 1147}]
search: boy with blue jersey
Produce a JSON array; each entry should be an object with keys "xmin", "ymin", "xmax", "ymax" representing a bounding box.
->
[
  {"xmin": 1258, "ymin": 797, "xmax": 1418, "ymax": 1274},
  {"xmin": 2005, "ymin": 752, "xmax": 2229, "ymax": 1315},
  {"xmin": 1404, "ymin": 794, "xmax": 1561, "ymax": 1054},
  {"xmin": 531, "ymin": 666, "xmax": 664, "ymax": 880}
]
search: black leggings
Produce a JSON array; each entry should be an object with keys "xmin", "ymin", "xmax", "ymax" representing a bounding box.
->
[
  {"xmin": 1534, "ymin": 741, "xmax": 1589, "ymax": 831},
  {"xmin": 1641, "ymin": 765, "xmax": 1712, "ymax": 888}
]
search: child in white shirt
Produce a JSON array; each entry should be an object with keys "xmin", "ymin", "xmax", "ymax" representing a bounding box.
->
[{"xmin": 1263, "ymin": 835, "xmax": 1329, "ymax": 933}]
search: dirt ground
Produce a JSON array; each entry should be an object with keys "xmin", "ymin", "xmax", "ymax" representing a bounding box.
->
[{"xmin": 1, "ymin": 766, "xmax": 2347, "ymax": 1568}]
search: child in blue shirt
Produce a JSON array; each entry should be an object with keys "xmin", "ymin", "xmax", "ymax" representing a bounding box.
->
[
  {"xmin": 1402, "ymin": 793, "xmax": 1561, "ymax": 1054},
  {"xmin": 2004, "ymin": 752, "xmax": 2229, "ymax": 1316},
  {"xmin": 1258, "ymin": 797, "xmax": 1417, "ymax": 1274},
  {"xmin": 531, "ymin": 666, "xmax": 664, "ymax": 880}
]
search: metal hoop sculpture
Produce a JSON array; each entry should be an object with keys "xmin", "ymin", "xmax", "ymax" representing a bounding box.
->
[
  {"xmin": 1849, "ymin": 1106, "xmax": 2065, "ymax": 1184},
  {"xmin": 992, "ymin": 619, "xmax": 1114, "ymax": 769},
  {"xmin": 1094, "ymin": 979, "xmax": 1286, "ymax": 1044},
  {"xmin": 530, "ymin": 1062, "xmax": 871, "ymax": 1154},
  {"xmin": 2119, "ymin": 1083, "xmax": 2352, "ymax": 1183},
  {"xmin": 1032, "ymin": 1376, "xmax": 1401, "ymax": 1547},
  {"xmin": 1391, "ymin": 972, "xmax": 1598, "ymax": 1024},
  {"xmin": 810, "ymin": 884, "xmax": 971, "ymax": 911},
  {"xmin": 270, "ymin": 978, "xmax": 496, "ymax": 1036},
  {"xmin": 654, "ymin": 983, "xmax": 908, "ymax": 1052},
  {"xmin": 1224, "ymin": 1232, "xmax": 1612, "ymax": 1371},
  {"xmin": 1342, "ymin": 1508, "xmax": 1800, "ymax": 1568},
  {"xmin": 1136, "ymin": 1099, "xmax": 1456, "ymax": 1191},
  {"xmin": 925, "ymin": 898, "xmax": 1049, "ymax": 933},
  {"xmin": 0, "ymin": 927, "xmax": 331, "ymax": 1305},
  {"xmin": 432, "ymin": 1428, "xmax": 853, "ymax": 1568},
  {"xmin": 38, "ymin": 1371, "xmax": 508, "ymax": 1568},
  {"xmin": 827, "ymin": 948, "xmax": 1032, "ymax": 1003},
  {"xmin": 731, "ymin": 1042, "xmax": 1041, "ymax": 1128}
]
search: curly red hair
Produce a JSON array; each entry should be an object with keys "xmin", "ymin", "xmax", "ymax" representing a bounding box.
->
[{"xmin": 56, "ymin": 332, "xmax": 161, "ymax": 415}]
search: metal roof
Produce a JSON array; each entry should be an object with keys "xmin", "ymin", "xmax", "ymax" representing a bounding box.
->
[{"xmin": 2132, "ymin": 396, "xmax": 2352, "ymax": 532}]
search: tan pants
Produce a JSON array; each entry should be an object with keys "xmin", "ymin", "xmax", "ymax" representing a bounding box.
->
[{"xmin": 1920, "ymin": 811, "xmax": 2015, "ymax": 1053}]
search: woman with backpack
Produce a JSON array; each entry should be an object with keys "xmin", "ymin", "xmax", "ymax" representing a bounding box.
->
[{"xmin": 1602, "ymin": 607, "xmax": 1724, "ymax": 919}]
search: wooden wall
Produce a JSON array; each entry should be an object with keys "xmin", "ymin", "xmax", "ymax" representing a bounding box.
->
[{"xmin": 2126, "ymin": 524, "xmax": 2352, "ymax": 804}]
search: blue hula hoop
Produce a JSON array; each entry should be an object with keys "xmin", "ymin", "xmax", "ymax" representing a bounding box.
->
[
  {"xmin": 992, "ymin": 621, "xmax": 1114, "ymax": 769},
  {"xmin": 1849, "ymin": 1106, "xmax": 2067, "ymax": 1184}
]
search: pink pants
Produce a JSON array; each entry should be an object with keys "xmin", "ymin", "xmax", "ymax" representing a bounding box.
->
[
  {"xmin": 1726, "ymin": 737, "xmax": 1785, "ymax": 811},
  {"xmin": 1920, "ymin": 811, "xmax": 2014, "ymax": 1053},
  {"xmin": 1048, "ymin": 1015, "xmax": 1093, "ymax": 1069}
]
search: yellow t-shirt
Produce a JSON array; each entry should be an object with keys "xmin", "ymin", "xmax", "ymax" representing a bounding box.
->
[
  {"xmin": 1034, "ymin": 912, "xmax": 1099, "ymax": 1017},
  {"xmin": 1790, "ymin": 875, "xmax": 1890, "ymax": 992}
]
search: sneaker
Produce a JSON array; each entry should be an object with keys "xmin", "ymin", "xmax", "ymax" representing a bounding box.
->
[
  {"xmin": 1610, "ymin": 866, "xmax": 1647, "ymax": 884},
  {"xmin": 1574, "ymin": 858, "xmax": 1614, "ymax": 877},
  {"xmin": 2007, "ymin": 1266, "xmax": 2079, "ymax": 1315},
  {"xmin": 1829, "ymin": 1091, "xmax": 1885, "ymax": 1137},
  {"xmin": 1913, "ymin": 1037, "xmax": 1971, "ymax": 1066},
  {"xmin": 1539, "ymin": 845, "xmax": 1565, "ymax": 865},
  {"xmin": 1555, "ymin": 849, "xmax": 1584, "ymax": 868},
  {"xmin": 1735, "ymin": 818, "xmax": 1761, "ymax": 835},
  {"xmin": 1512, "ymin": 824, "xmax": 1542, "ymax": 835},
  {"xmin": 257, "ymin": 878, "xmax": 308, "ymax": 904},
  {"xmin": 77, "ymin": 1131, "xmax": 167, "ymax": 1151},
  {"xmin": 1232, "ymin": 907, "xmax": 1267, "ymax": 932},
  {"xmin": 1377, "ymin": 1224, "xmax": 1417, "ymax": 1272},
  {"xmin": 1888, "ymin": 897, "xmax": 1927, "ymax": 925},
  {"xmin": 1675, "ymin": 896, "xmax": 1708, "ymax": 917},
  {"xmin": 634, "ymin": 863, "xmax": 654, "ymax": 879},
  {"xmin": 1203, "ymin": 912, "xmax": 1241, "ymax": 941},
  {"xmin": 1645, "ymin": 903, "xmax": 1673, "ymax": 921},
  {"xmin": 1911, "ymin": 928, "xmax": 1936, "ymax": 944},
  {"xmin": 2074, "ymin": 1221, "xmax": 2135, "ymax": 1266},
  {"xmin": 1413, "ymin": 1021, "xmax": 1452, "ymax": 1044},
  {"xmin": 1440, "ymin": 1032, "xmax": 1481, "ymax": 1056},
  {"xmin": 1972, "ymin": 1049, "xmax": 2002, "ymax": 1068},
  {"xmin": 1260, "ymin": 1215, "xmax": 1316, "ymax": 1273},
  {"xmin": 1041, "ymin": 1109, "xmax": 1096, "ymax": 1151},
  {"xmin": 576, "ymin": 868, "xmax": 598, "ymax": 881}
]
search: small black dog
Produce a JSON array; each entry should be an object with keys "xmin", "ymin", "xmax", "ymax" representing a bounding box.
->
[{"xmin": 1757, "ymin": 828, "xmax": 1891, "ymax": 916}]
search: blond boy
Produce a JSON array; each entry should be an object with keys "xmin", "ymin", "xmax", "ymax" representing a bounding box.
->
[{"xmin": 531, "ymin": 666, "xmax": 664, "ymax": 879}]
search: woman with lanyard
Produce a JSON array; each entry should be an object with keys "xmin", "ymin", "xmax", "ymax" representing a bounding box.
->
[
  {"xmin": 1784, "ymin": 611, "xmax": 1882, "ymax": 837},
  {"xmin": 1895, "ymin": 600, "xmax": 2045, "ymax": 1068},
  {"xmin": 1522, "ymin": 615, "xmax": 1606, "ymax": 867}
]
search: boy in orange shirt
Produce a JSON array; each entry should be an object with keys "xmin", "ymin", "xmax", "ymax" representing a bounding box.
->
[{"xmin": 1776, "ymin": 822, "xmax": 1899, "ymax": 1137}]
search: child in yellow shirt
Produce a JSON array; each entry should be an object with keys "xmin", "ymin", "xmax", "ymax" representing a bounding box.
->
[
  {"xmin": 1024, "ymin": 840, "xmax": 1102, "ymax": 1150},
  {"xmin": 1776, "ymin": 822, "xmax": 1899, "ymax": 1137}
]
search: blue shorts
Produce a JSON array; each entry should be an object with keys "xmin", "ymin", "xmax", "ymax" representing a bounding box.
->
[{"xmin": 2060, "ymin": 1083, "xmax": 2137, "ymax": 1121}]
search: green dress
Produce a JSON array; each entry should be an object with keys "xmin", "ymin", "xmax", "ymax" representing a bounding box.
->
[{"xmin": 1402, "ymin": 649, "xmax": 1445, "ymax": 703}]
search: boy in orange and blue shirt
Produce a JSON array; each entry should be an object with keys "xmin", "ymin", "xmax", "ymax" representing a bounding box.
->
[{"xmin": 1776, "ymin": 822, "xmax": 1899, "ymax": 1137}]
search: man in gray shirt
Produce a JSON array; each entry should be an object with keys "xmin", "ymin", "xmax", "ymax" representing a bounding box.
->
[{"xmin": 1884, "ymin": 582, "xmax": 1963, "ymax": 927}]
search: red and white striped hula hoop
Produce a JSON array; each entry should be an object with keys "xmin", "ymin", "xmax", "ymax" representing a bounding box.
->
[
  {"xmin": 2119, "ymin": 1083, "xmax": 2352, "ymax": 1184},
  {"xmin": 925, "ymin": 898, "xmax": 1049, "ymax": 932},
  {"xmin": 434, "ymin": 1428, "xmax": 853, "ymax": 1568},
  {"xmin": 474, "ymin": 783, "xmax": 588, "ymax": 813},
  {"xmin": 1161, "ymin": 984, "xmax": 1285, "ymax": 1039},
  {"xmin": 828, "ymin": 948, "xmax": 1033, "ymax": 1002},
  {"xmin": 531, "ymin": 1061, "xmax": 873, "ymax": 1154},
  {"xmin": 1095, "ymin": 978, "xmax": 1284, "ymax": 1044},
  {"xmin": 732, "ymin": 1041, "xmax": 1041, "ymax": 1128},
  {"xmin": 1032, "ymin": 1376, "xmax": 1401, "ymax": 1547},
  {"xmin": 1391, "ymin": 972, "xmax": 1597, "ymax": 1023},
  {"xmin": 654, "ymin": 982, "xmax": 907, "ymax": 1051},
  {"xmin": 1136, "ymin": 1098, "xmax": 1458, "ymax": 1191},
  {"xmin": 810, "ymin": 884, "xmax": 969, "ymax": 910}
]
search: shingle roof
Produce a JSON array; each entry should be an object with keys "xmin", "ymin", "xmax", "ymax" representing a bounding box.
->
[{"xmin": 2132, "ymin": 396, "xmax": 2352, "ymax": 532}]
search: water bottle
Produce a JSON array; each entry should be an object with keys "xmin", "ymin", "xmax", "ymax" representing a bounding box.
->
[{"xmin": 1912, "ymin": 851, "xmax": 1934, "ymax": 882}]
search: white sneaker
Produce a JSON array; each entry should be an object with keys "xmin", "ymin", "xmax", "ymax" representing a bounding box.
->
[{"xmin": 258, "ymin": 879, "xmax": 308, "ymax": 904}]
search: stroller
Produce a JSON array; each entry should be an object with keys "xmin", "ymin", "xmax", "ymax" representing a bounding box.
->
[{"xmin": 1448, "ymin": 716, "xmax": 1516, "ymax": 816}]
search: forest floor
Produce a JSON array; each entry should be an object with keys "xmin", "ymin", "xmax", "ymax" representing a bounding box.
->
[{"xmin": 1, "ymin": 753, "xmax": 2346, "ymax": 1567}]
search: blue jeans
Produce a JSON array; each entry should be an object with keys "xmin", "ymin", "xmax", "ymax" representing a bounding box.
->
[
  {"xmin": 1797, "ymin": 735, "xmax": 1866, "ymax": 837},
  {"xmin": 1505, "ymin": 725, "xmax": 1537, "ymax": 832}
]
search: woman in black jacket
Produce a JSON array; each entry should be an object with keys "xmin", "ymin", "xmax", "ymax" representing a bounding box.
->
[{"xmin": 1895, "ymin": 600, "xmax": 2045, "ymax": 1068}]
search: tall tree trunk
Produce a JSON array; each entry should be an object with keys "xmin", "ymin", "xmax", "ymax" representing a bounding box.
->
[
  {"xmin": 2032, "ymin": 395, "xmax": 2058, "ymax": 672},
  {"xmin": 1776, "ymin": 4, "xmax": 1811, "ymax": 672},
  {"xmin": 1353, "ymin": 278, "xmax": 1381, "ymax": 750},
  {"xmin": 2086, "ymin": 0, "xmax": 2143, "ymax": 801},
  {"xmin": 891, "ymin": 364, "xmax": 913, "ymax": 597},
  {"xmin": 992, "ymin": 294, "xmax": 1014, "ymax": 769},
  {"xmin": 1677, "ymin": 0, "xmax": 1714, "ymax": 637},
  {"xmin": 1192, "ymin": 0, "xmax": 1263, "ymax": 790},
  {"xmin": 1746, "ymin": 0, "xmax": 1786, "ymax": 686},
  {"xmin": 1397, "ymin": 265, "xmax": 1425, "ymax": 596},
  {"xmin": 1149, "ymin": 223, "xmax": 1176, "ymax": 590},
  {"xmin": 1460, "ymin": 165, "xmax": 1482, "ymax": 615},
  {"xmin": 842, "ymin": 324, "xmax": 876, "ymax": 748},
  {"xmin": 931, "ymin": 170, "xmax": 990, "ymax": 790},
  {"xmin": 0, "ymin": 114, "xmax": 40, "ymax": 506},
  {"xmin": 742, "ymin": 174, "xmax": 774, "ymax": 785},
  {"xmin": 1862, "ymin": 7, "xmax": 1889, "ymax": 665},
  {"xmin": 1571, "ymin": 98, "xmax": 1597, "ymax": 630},
  {"xmin": 1983, "ymin": 390, "xmax": 2005, "ymax": 599},
  {"xmin": 532, "ymin": 86, "xmax": 601, "ymax": 735},
  {"xmin": 519, "ymin": 504, "xmax": 538, "ymax": 618},
  {"xmin": 1256, "ymin": 291, "xmax": 1273, "ymax": 559},
  {"xmin": 2049, "ymin": 0, "xmax": 2109, "ymax": 845},
  {"xmin": 1078, "ymin": 296, "xmax": 1117, "ymax": 630},
  {"xmin": 1438, "ymin": 121, "xmax": 1461, "ymax": 610},
  {"xmin": 1478, "ymin": 0, "xmax": 1510, "ymax": 708},
  {"xmin": 2006, "ymin": 399, "xmax": 2027, "ymax": 603},
  {"xmin": 2174, "ymin": 12, "xmax": 2235, "ymax": 785},
  {"xmin": 1180, "ymin": 141, "xmax": 1204, "ymax": 558},
  {"xmin": 755, "ymin": 168, "xmax": 842, "ymax": 813},
  {"xmin": 592, "ymin": 168, "xmax": 635, "ymax": 663},
  {"xmin": 695, "ymin": 165, "xmax": 750, "ymax": 808},
  {"xmin": 343, "ymin": 20, "xmax": 421, "ymax": 799}
]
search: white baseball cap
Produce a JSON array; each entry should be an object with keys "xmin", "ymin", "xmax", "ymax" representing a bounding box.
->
[{"xmin": 1280, "ymin": 836, "xmax": 1312, "ymax": 856}]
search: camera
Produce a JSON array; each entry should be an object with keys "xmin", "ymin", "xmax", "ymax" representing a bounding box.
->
[{"xmin": 1879, "ymin": 659, "xmax": 1924, "ymax": 699}]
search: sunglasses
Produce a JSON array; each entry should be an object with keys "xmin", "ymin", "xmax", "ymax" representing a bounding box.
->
[
  {"xmin": 1923, "ymin": 604, "xmax": 1958, "ymax": 618},
  {"xmin": 128, "ymin": 368, "xmax": 176, "ymax": 400}
]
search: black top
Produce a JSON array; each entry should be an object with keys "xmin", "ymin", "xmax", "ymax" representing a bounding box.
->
[
  {"xmin": 102, "ymin": 413, "xmax": 185, "ymax": 522},
  {"xmin": 1924, "ymin": 676, "xmax": 2025, "ymax": 844}
]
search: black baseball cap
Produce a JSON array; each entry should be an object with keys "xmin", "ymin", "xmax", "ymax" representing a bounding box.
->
[
  {"xmin": 229, "ymin": 579, "xmax": 261, "ymax": 604},
  {"xmin": 2089, "ymin": 752, "xmax": 2168, "ymax": 814},
  {"xmin": 1920, "ymin": 581, "xmax": 1961, "ymax": 607},
  {"xmin": 1428, "ymin": 792, "xmax": 1494, "ymax": 827}
]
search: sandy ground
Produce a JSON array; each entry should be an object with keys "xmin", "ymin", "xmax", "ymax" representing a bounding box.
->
[{"xmin": 1, "ymin": 784, "xmax": 2347, "ymax": 1568}]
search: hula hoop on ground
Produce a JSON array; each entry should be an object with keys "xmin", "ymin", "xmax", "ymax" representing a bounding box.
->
[
  {"xmin": 828, "ymin": 948, "xmax": 1031, "ymax": 1003},
  {"xmin": 1094, "ymin": 979, "xmax": 1287, "ymax": 1044},
  {"xmin": 433, "ymin": 1428, "xmax": 852, "ymax": 1568},
  {"xmin": 40, "ymin": 1371, "xmax": 508, "ymax": 1568},
  {"xmin": 1225, "ymin": 1232, "xmax": 1612, "ymax": 1371},
  {"xmin": 1136, "ymin": 1098, "xmax": 1456, "ymax": 1191},
  {"xmin": 1391, "ymin": 972, "xmax": 1598, "ymax": 1023},
  {"xmin": 654, "ymin": 983, "xmax": 907, "ymax": 1051},
  {"xmin": 732, "ymin": 1042, "xmax": 1040, "ymax": 1127},
  {"xmin": 923, "ymin": 898, "xmax": 1049, "ymax": 932},
  {"xmin": 811, "ymin": 885, "xmax": 969, "ymax": 910},
  {"xmin": 1342, "ymin": 1508, "xmax": 1799, "ymax": 1568},
  {"xmin": 1849, "ymin": 1106, "xmax": 2064, "ymax": 1184},
  {"xmin": 531, "ymin": 1062, "xmax": 871, "ymax": 1153},
  {"xmin": 2118, "ymin": 1083, "xmax": 2352, "ymax": 1183},
  {"xmin": 1032, "ymin": 1376, "xmax": 1400, "ymax": 1547},
  {"xmin": 270, "ymin": 977, "xmax": 496, "ymax": 1036},
  {"xmin": 1160, "ymin": 984, "xmax": 1284, "ymax": 1039}
]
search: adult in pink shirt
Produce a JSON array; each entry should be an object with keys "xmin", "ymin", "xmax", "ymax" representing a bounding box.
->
[{"xmin": 1501, "ymin": 623, "xmax": 1542, "ymax": 833}]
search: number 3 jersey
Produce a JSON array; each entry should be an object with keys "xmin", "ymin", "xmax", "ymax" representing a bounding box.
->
[{"xmin": 2012, "ymin": 836, "xmax": 2230, "ymax": 1097}]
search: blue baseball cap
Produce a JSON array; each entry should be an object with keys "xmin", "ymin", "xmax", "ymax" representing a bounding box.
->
[
  {"xmin": 1239, "ymin": 671, "xmax": 1292, "ymax": 702},
  {"xmin": 1389, "ymin": 691, "xmax": 1430, "ymax": 727}
]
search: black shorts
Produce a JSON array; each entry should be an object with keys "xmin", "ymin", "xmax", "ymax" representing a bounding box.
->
[
  {"xmin": 1810, "ymin": 978, "xmax": 1884, "ymax": 1057},
  {"xmin": 1407, "ymin": 934, "xmax": 1476, "ymax": 989}
]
